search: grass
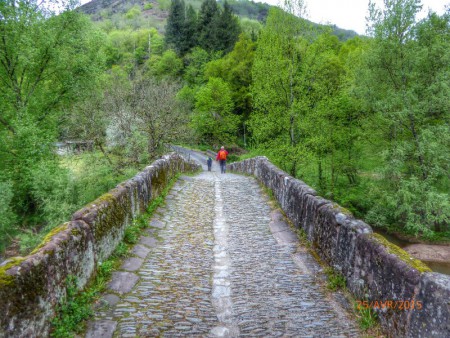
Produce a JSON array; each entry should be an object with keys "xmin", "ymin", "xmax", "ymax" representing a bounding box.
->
[
  {"xmin": 355, "ymin": 305, "xmax": 379, "ymax": 332},
  {"xmin": 324, "ymin": 267, "xmax": 346, "ymax": 291},
  {"xmin": 50, "ymin": 175, "xmax": 179, "ymax": 337}
]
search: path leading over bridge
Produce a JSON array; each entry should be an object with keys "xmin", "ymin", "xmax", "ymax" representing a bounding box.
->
[{"xmin": 86, "ymin": 151, "xmax": 360, "ymax": 337}]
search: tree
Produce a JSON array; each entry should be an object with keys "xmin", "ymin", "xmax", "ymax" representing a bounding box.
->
[
  {"xmin": 0, "ymin": 0, "xmax": 105, "ymax": 242},
  {"xmin": 197, "ymin": 0, "xmax": 221, "ymax": 52},
  {"xmin": 165, "ymin": 0, "xmax": 186, "ymax": 54},
  {"xmin": 211, "ymin": 1, "xmax": 241, "ymax": 53},
  {"xmin": 146, "ymin": 49, "xmax": 184, "ymax": 79},
  {"xmin": 182, "ymin": 5, "xmax": 198, "ymax": 54},
  {"xmin": 362, "ymin": 0, "xmax": 450, "ymax": 235},
  {"xmin": 250, "ymin": 4, "xmax": 309, "ymax": 176},
  {"xmin": 204, "ymin": 33, "xmax": 255, "ymax": 144},
  {"xmin": 104, "ymin": 76, "xmax": 191, "ymax": 163},
  {"xmin": 192, "ymin": 77, "xmax": 240, "ymax": 144}
]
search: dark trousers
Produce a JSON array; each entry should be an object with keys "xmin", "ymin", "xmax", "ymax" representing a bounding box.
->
[{"xmin": 219, "ymin": 160, "xmax": 226, "ymax": 173}]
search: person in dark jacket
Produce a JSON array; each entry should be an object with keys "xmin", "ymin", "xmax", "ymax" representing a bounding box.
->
[
  {"xmin": 207, "ymin": 157, "xmax": 212, "ymax": 171},
  {"xmin": 216, "ymin": 146, "xmax": 228, "ymax": 174}
]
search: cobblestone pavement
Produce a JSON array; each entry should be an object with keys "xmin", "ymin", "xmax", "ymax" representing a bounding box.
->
[{"xmin": 86, "ymin": 157, "xmax": 360, "ymax": 337}]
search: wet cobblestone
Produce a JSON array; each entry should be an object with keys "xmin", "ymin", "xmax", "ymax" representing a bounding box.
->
[{"xmin": 87, "ymin": 160, "xmax": 360, "ymax": 337}]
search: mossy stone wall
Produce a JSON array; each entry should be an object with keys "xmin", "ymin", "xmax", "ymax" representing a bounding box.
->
[
  {"xmin": 230, "ymin": 156, "xmax": 450, "ymax": 338},
  {"xmin": 0, "ymin": 153, "xmax": 200, "ymax": 337}
]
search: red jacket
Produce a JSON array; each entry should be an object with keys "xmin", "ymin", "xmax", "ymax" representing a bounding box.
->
[{"xmin": 216, "ymin": 149, "xmax": 228, "ymax": 161}]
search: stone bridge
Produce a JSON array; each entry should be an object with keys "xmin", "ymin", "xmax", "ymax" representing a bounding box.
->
[{"xmin": 0, "ymin": 149, "xmax": 449, "ymax": 337}]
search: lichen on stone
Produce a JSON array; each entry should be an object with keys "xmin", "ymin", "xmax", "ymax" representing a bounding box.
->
[
  {"xmin": 331, "ymin": 203, "xmax": 353, "ymax": 216},
  {"xmin": 30, "ymin": 223, "xmax": 69, "ymax": 255},
  {"xmin": 370, "ymin": 233, "xmax": 432, "ymax": 273},
  {"xmin": 0, "ymin": 257, "xmax": 25, "ymax": 287}
]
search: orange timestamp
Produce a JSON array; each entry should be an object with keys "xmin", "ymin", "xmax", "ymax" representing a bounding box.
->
[{"xmin": 356, "ymin": 300, "xmax": 423, "ymax": 310}]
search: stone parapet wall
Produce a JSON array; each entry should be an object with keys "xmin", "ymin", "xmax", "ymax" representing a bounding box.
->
[
  {"xmin": 230, "ymin": 156, "xmax": 449, "ymax": 338},
  {"xmin": 0, "ymin": 153, "xmax": 200, "ymax": 338}
]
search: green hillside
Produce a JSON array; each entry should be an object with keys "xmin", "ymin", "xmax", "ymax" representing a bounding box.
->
[{"xmin": 78, "ymin": 0, "xmax": 357, "ymax": 40}]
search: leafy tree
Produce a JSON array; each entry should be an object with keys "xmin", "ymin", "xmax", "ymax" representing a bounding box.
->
[
  {"xmin": 205, "ymin": 33, "xmax": 255, "ymax": 118},
  {"xmin": 104, "ymin": 76, "xmax": 191, "ymax": 162},
  {"xmin": 362, "ymin": 0, "xmax": 450, "ymax": 235},
  {"xmin": 192, "ymin": 77, "xmax": 240, "ymax": 144},
  {"xmin": 250, "ymin": 4, "xmax": 309, "ymax": 176},
  {"xmin": 183, "ymin": 47, "xmax": 215, "ymax": 86},
  {"xmin": 146, "ymin": 49, "xmax": 184, "ymax": 79},
  {"xmin": 0, "ymin": 0, "xmax": 105, "ymax": 244}
]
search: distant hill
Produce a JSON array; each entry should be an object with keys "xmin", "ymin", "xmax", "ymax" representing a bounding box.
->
[{"xmin": 78, "ymin": 0, "xmax": 358, "ymax": 41}]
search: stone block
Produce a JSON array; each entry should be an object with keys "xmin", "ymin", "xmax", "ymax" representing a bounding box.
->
[
  {"xmin": 408, "ymin": 272, "xmax": 450, "ymax": 337},
  {"xmin": 86, "ymin": 320, "xmax": 117, "ymax": 338},
  {"xmin": 108, "ymin": 272, "xmax": 139, "ymax": 294}
]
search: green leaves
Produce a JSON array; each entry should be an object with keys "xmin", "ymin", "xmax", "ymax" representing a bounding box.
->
[{"xmin": 192, "ymin": 77, "xmax": 239, "ymax": 144}]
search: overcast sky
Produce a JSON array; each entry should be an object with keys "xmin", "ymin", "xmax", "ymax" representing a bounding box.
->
[
  {"xmin": 78, "ymin": 0, "xmax": 448, "ymax": 35},
  {"xmin": 264, "ymin": 0, "xmax": 448, "ymax": 34}
]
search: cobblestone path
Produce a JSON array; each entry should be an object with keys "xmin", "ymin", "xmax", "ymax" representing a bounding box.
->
[{"xmin": 86, "ymin": 160, "xmax": 360, "ymax": 337}]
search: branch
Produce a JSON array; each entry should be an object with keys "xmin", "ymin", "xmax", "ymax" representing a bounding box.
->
[{"xmin": 0, "ymin": 115, "xmax": 16, "ymax": 134}]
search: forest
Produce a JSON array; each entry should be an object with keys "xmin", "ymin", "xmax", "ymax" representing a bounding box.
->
[{"xmin": 0, "ymin": 0, "xmax": 449, "ymax": 258}]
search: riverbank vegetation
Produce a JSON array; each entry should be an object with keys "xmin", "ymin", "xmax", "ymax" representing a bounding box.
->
[{"xmin": 0, "ymin": 0, "xmax": 448, "ymax": 257}]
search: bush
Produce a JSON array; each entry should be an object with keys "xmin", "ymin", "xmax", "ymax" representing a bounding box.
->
[{"xmin": 0, "ymin": 180, "xmax": 17, "ymax": 251}]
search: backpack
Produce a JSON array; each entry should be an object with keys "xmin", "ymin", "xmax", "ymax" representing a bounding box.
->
[{"xmin": 218, "ymin": 150, "xmax": 227, "ymax": 160}]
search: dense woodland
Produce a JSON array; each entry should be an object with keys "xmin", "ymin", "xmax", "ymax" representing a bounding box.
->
[{"xmin": 0, "ymin": 0, "xmax": 449, "ymax": 257}]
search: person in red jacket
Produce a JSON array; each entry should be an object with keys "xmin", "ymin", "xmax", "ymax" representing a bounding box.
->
[{"xmin": 216, "ymin": 146, "xmax": 229, "ymax": 174}]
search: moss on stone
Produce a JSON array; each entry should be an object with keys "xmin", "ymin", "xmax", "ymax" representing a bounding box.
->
[
  {"xmin": 0, "ymin": 257, "xmax": 25, "ymax": 287},
  {"xmin": 71, "ymin": 228, "xmax": 81, "ymax": 236},
  {"xmin": 332, "ymin": 203, "xmax": 353, "ymax": 216},
  {"xmin": 30, "ymin": 223, "xmax": 69, "ymax": 255},
  {"xmin": 371, "ymin": 233, "xmax": 432, "ymax": 273}
]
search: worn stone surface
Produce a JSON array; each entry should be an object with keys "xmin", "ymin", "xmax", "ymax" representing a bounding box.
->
[
  {"xmin": 130, "ymin": 244, "xmax": 150, "ymax": 259},
  {"xmin": 108, "ymin": 272, "xmax": 139, "ymax": 294},
  {"xmin": 222, "ymin": 174, "xmax": 359, "ymax": 337},
  {"xmin": 229, "ymin": 156, "xmax": 450, "ymax": 337},
  {"xmin": 120, "ymin": 258, "xmax": 144, "ymax": 272},
  {"xmin": 408, "ymin": 272, "xmax": 450, "ymax": 337},
  {"xmin": 138, "ymin": 236, "xmax": 158, "ymax": 248},
  {"xmin": 89, "ymin": 161, "xmax": 360, "ymax": 337},
  {"xmin": 85, "ymin": 320, "xmax": 117, "ymax": 338}
]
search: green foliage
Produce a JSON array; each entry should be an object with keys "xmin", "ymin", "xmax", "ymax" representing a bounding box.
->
[
  {"xmin": 144, "ymin": 3, "xmax": 153, "ymax": 10},
  {"xmin": 165, "ymin": 0, "xmax": 186, "ymax": 53},
  {"xmin": 146, "ymin": 49, "xmax": 184, "ymax": 78},
  {"xmin": 196, "ymin": 0, "xmax": 241, "ymax": 53},
  {"xmin": 183, "ymin": 47, "xmax": 214, "ymax": 86},
  {"xmin": 158, "ymin": 0, "xmax": 171, "ymax": 11},
  {"xmin": 192, "ymin": 77, "xmax": 240, "ymax": 144},
  {"xmin": 324, "ymin": 267, "xmax": 346, "ymax": 291},
  {"xmin": 250, "ymin": 5, "xmax": 312, "ymax": 176},
  {"xmin": 204, "ymin": 33, "xmax": 255, "ymax": 117},
  {"xmin": 356, "ymin": 306, "xmax": 378, "ymax": 331},
  {"xmin": 359, "ymin": 1, "xmax": 450, "ymax": 235},
  {"xmin": 51, "ymin": 276, "xmax": 94, "ymax": 337},
  {"xmin": 0, "ymin": 180, "xmax": 17, "ymax": 251},
  {"xmin": 0, "ymin": 0, "xmax": 107, "ymax": 253},
  {"xmin": 125, "ymin": 5, "xmax": 142, "ymax": 19},
  {"xmin": 222, "ymin": 0, "xmax": 270, "ymax": 21}
]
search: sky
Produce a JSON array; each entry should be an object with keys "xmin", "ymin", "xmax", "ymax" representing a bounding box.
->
[
  {"xmin": 78, "ymin": 0, "xmax": 449, "ymax": 35},
  {"xmin": 260, "ymin": 0, "xmax": 449, "ymax": 34}
]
